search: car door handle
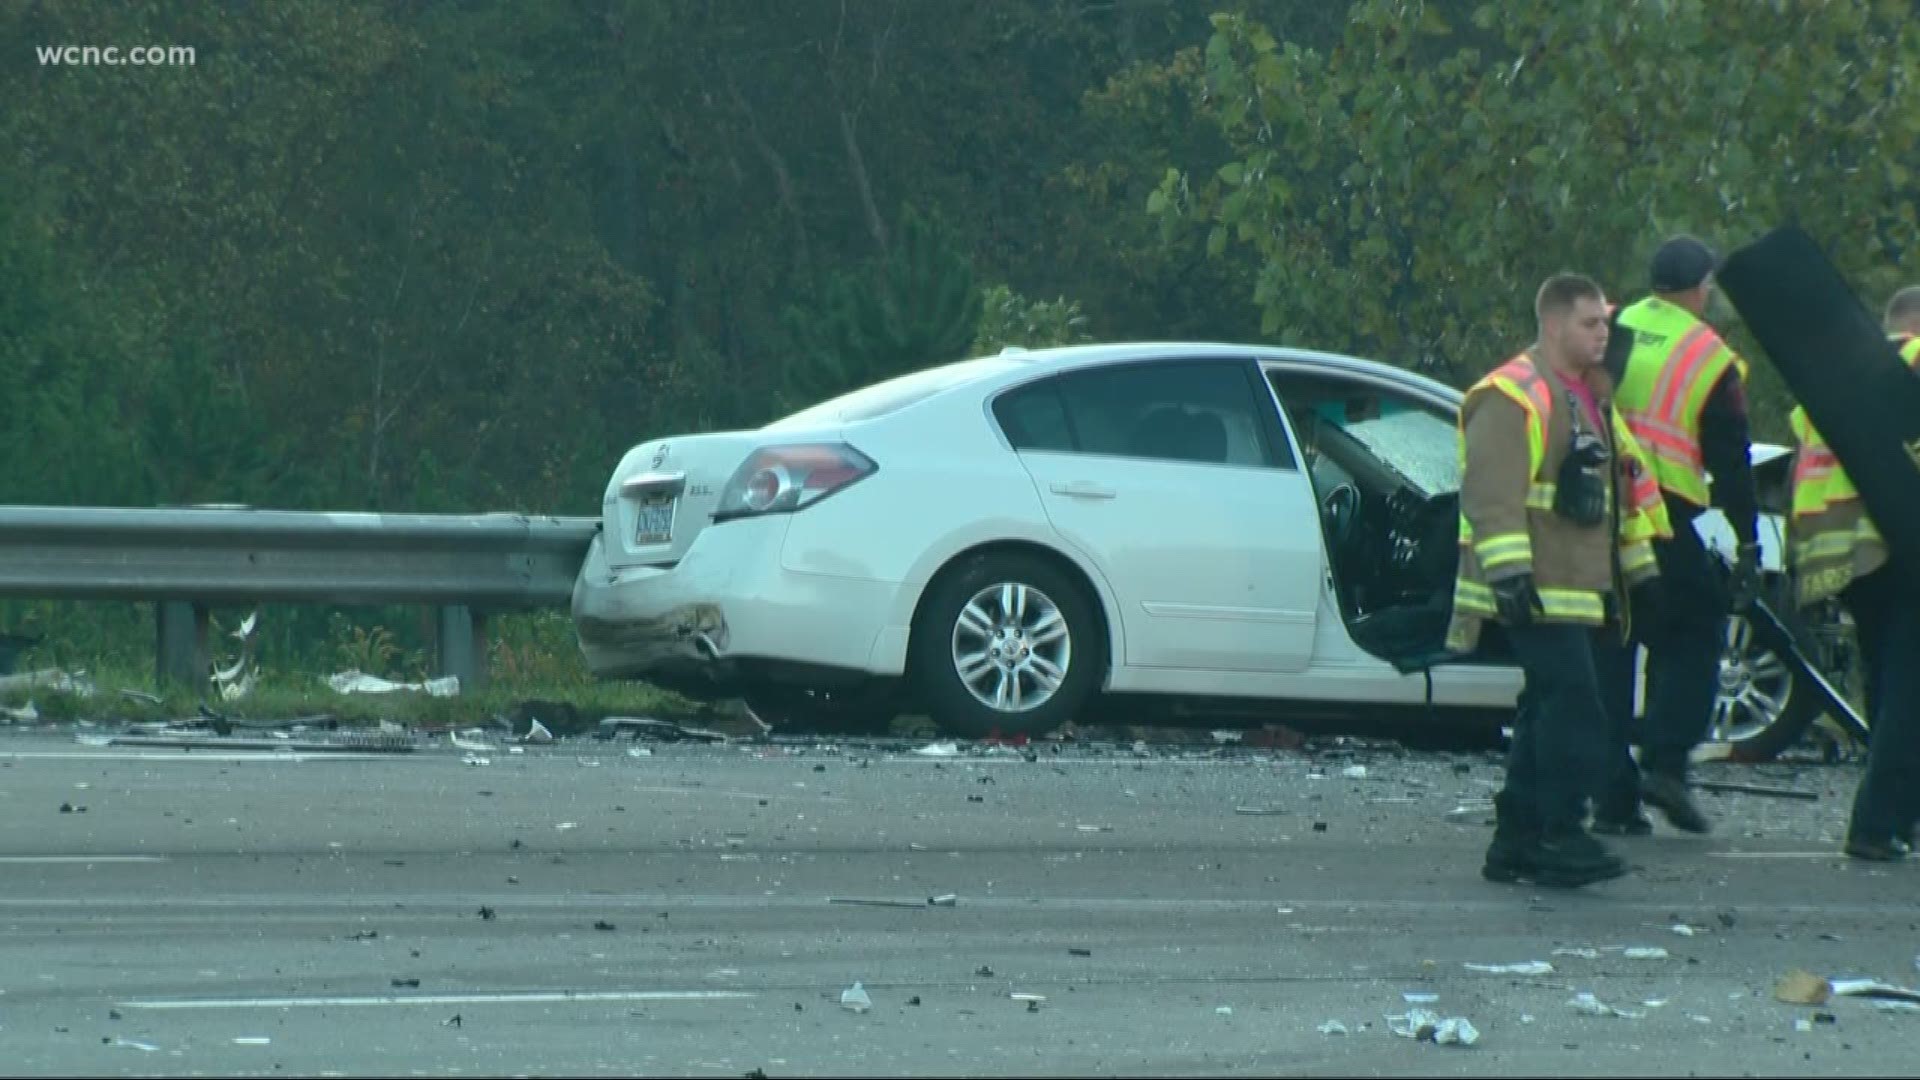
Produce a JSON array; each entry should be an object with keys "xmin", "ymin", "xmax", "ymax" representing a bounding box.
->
[{"xmin": 1050, "ymin": 481, "xmax": 1117, "ymax": 500}]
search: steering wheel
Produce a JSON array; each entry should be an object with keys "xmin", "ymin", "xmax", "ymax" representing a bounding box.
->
[{"xmin": 1322, "ymin": 483, "xmax": 1361, "ymax": 550}]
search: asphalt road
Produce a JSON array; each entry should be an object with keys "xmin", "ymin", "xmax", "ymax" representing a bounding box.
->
[{"xmin": 0, "ymin": 726, "xmax": 1915, "ymax": 1078}]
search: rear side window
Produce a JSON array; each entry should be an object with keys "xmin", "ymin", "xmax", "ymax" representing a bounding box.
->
[
  {"xmin": 992, "ymin": 382, "xmax": 1075, "ymax": 452},
  {"xmin": 995, "ymin": 359, "xmax": 1291, "ymax": 468}
]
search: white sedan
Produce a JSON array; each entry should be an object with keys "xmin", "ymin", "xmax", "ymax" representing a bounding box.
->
[{"xmin": 572, "ymin": 343, "xmax": 1825, "ymax": 753}]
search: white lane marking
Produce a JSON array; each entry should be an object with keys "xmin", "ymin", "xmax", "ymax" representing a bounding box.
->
[
  {"xmin": 119, "ymin": 990, "xmax": 755, "ymax": 1010},
  {"xmin": 0, "ymin": 752, "xmax": 396, "ymax": 763},
  {"xmin": 1707, "ymin": 851, "xmax": 1849, "ymax": 859},
  {"xmin": 14, "ymin": 894, "xmax": 1916, "ymax": 918},
  {"xmin": 629, "ymin": 784, "xmax": 847, "ymax": 804},
  {"xmin": 0, "ymin": 856, "xmax": 167, "ymax": 864}
]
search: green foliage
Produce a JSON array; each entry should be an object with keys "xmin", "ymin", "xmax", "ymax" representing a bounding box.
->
[
  {"xmin": 778, "ymin": 206, "xmax": 983, "ymax": 414},
  {"xmin": 971, "ymin": 285, "xmax": 1097, "ymax": 354},
  {"xmin": 3, "ymin": 0, "xmax": 1914, "ymax": 672},
  {"xmin": 324, "ymin": 614, "xmax": 420, "ymax": 681},
  {"xmin": 1148, "ymin": 0, "xmax": 1920, "ymax": 438}
]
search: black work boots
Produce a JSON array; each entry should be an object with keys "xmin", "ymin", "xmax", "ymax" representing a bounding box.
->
[
  {"xmin": 1483, "ymin": 826, "xmax": 1628, "ymax": 889},
  {"xmin": 1640, "ymin": 772, "xmax": 1712, "ymax": 834}
]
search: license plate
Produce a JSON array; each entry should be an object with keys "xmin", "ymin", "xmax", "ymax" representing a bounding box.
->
[{"xmin": 634, "ymin": 494, "xmax": 677, "ymax": 545}]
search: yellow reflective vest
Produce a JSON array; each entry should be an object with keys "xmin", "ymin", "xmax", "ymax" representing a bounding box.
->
[
  {"xmin": 1447, "ymin": 352, "xmax": 1670, "ymax": 652},
  {"xmin": 1613, "ymin": 297, "xmax": 1750, "ymax": 508},
  {"xmin": 1786, "ymin": 334, "xmax": 1920, "ymax": 606}
]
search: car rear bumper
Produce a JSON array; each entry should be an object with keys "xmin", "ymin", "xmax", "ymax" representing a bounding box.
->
[{"xmin": 571, "ymin": 517, "xmax": 906, "ymax": 690}]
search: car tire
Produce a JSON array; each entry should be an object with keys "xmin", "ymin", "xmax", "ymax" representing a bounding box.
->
[
  {"xmin": 740, "ymin": 684, "xmax": 898, "ymax": 736},
  {"xmin": 1713, "ymin": 578, "xmax": 1836, "ymax": 763},
  {"xmin": 909, "ymin": 552, "xmax": 1105, "ymax": 739}
]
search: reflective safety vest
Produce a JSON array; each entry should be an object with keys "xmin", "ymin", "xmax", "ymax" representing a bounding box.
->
[
  {"xmin": 1786, "ymin": 333, "xmax": 1920, "ymax": 606},
  {"xmin": 1447, "ymin": 353, "xmax": 1669, "ymax": 651},
  {"xmin": 1614, "ymin": 297, "xmax": 1750, "ymax": 508}
]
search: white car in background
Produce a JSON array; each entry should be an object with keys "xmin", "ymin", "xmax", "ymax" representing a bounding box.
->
[{"xmin": 573, "ymin": 343, "xmax": 1828, "ymax": 756}]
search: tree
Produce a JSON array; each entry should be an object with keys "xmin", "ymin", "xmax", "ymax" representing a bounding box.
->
[
  {"xmin": 1147, "ymin": 0, "xmax": 1920, "ymax": 435},
  {"xmin": 971, "ymin": 285, "xmax": 1096, "ymax": 354},
  {"xmin": 779, "ymin": 206, "xmax": 983, "ymax": 414}
]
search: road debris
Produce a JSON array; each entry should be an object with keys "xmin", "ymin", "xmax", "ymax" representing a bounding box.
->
[
  {"xmin": 97, "ymin": 729, "xmax": 416, "ymax": 753},
  {"xmin": 327, "ymin": 670, "xmax": 459, "ymax": 697},
  {"xmin": 111, "ymin": 1038, "xmax": 160, "ymax": 1052},
  {"xmin": 1388, "ymin": 1009, "xmax": 1480, "ymax": 1047},
  {"xmin": 521, "ymin": 718, "xmax": 554, "ymax": 744},
  {"xmin": 1692, "ymin": 779, "xmax": 1820, "ymax": 801},
  {"xmin": 1554, "ymin": 948, "xmax": 1601, "ymax": 960},
  {"xmin": 598, "ymin": 716, "xmax": 728, "ymax": 743},
  {"xmin": 1341, "ymin": 765, "xmax": 1368, "ymax": 780},
  {"xmin": 1, "ymin": 701, "xmax": 39, "ymax": 723},
  {"xmin": 211, "ymin": 612, "xmax": 260, "ymax": 701},
  {"xmin": 928, "ymin": 893, "xmax": 958, "ymax": 907},
  {"xmin": 1234, "ymin": 806, "xmax": 1287, "ymax": 815},
  {"xmin": 1317, "ymin": 1019, "xmax": 1349, "ymax": 1035},
  {"xmin": 913, "ymin": 741, "xmax": 961, "ymax": 757},
  {"xmin": 1069, "ymin": 948, "xmax": 1093, "ymax": 957},
  {"xmin": 1445, "ymin": 801, "xmax": 1496, "ymax": 824},
  {"xmin": 1830, "ymin": 977, "xmax": 1920, "ymax": 1004},
  {"xmin": 1466, "ymin": 960, "xmax": 1554, "ymax": 975},
  {"xmin": 1622, "ymin": 947, "xmax": 1671, "ymax": 960},
  {"xmin": 840, "ymin": 982, "xmax": 872, "ymax": 1014},
  {"xmin": 1671, "ymin": 923, "xmax": 1698, "ymax": 937},
  {"xmin": 1568, "ymin": 992, "xmax": 1644, "ymax": 1019},
  {"xmin": 1774, "ymin": 969, "xmax": 1832, "ymax": 1006},
  {"xmin": 232, "ymin": 1036, "xmax": 271, "ymax": 1046}
]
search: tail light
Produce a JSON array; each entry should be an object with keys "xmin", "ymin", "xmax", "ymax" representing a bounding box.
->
[{"xmin": 713, "ymin": 443, "xmax": 876, "ymax": 521}]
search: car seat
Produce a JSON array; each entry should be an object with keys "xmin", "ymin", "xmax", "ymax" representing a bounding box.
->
[{"xmin": 1129, "ymin": 406, "xmax": 1228, "ymax": 464}]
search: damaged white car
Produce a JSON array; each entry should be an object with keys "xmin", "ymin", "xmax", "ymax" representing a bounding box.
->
[{"xmin": 573, "ymin": 343, "xmax": 1837, "ymax": 756}]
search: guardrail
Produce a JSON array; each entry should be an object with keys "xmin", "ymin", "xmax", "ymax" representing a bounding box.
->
[{"xmin": 0, "ymin": 506, "xmax": 600, "ymax": 690}]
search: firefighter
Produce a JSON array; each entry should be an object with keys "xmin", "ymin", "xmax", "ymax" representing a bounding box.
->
[
  {"xmin": 1450, "ymin": 272, "xmax": 1668, "ymax": 888},
  {"xmin": 1787, "ymin": 286, "xmax": 1920, "ymax": 860},
  {"xmin": 1598, "ymin": 235, "xmax": 1760, "ymax": 836}
]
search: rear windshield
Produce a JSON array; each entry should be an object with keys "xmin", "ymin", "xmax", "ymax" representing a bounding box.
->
[{"xmin": 765, "ymin": 357, "xmax": 1021, "ymax": 429}]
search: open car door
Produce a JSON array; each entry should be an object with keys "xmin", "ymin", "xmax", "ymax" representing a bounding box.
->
[
  {"xmin": 1715, "ymin": 224, "xmax": 1916, "ymax": 739},
  {"xmin": 1718, "ymin": 225, "xmax": 1920, "ymax": 596}
]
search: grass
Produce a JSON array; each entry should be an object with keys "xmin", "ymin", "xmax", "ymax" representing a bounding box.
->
[
  {"xmin": 0, "ymin": 609, "xmax": 707, "ymax": 730},
  {"xmin": 0, "ymin": 662, "xmax": 705, "ymax": 729}
]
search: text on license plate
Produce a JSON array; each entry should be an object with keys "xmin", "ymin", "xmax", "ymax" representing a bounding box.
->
[{"xmin": 634, "ymin": 495, "xmax": 677, "ymax": 544}]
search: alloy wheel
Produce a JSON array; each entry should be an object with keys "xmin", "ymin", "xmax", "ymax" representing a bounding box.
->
[
  {"xmin": 949, "ymin": 582, "xmax": 1072, "ymax": 713},
  {"xmin": 1708, "ymin": 614, "xmax": 1794, "ymax": 744}
]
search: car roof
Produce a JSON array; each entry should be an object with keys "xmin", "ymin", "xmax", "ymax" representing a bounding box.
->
[{"xmin": 977, "ymin": 341, "xmax": 1460, "ymax": 396}]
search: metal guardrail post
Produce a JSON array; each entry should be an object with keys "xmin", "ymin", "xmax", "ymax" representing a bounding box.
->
[
  {"xmin": 155, "ymin": 600, "xmax": 208, "ymax": 688},
  {"xmin": 435, "ymin": 604, "xmax": 485, "ymax": 693}
]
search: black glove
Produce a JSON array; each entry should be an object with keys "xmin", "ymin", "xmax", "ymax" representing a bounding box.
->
[
  {"xmin": 1728, "ymin": 542, "xmax": 1761, "ymax": 613},
  {"xmin": 1628, "ymin": 577, "xmax": 1667, "ymax": 645},
  {"xmin": 1490, "ymin": 572, "xmax": 1542, "ymax": 626}
]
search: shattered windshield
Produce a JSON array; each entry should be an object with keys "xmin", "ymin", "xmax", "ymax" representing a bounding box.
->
[{"xmin": 1338, "ymin": 407, "xmax": 1462, "ymax": 496}]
